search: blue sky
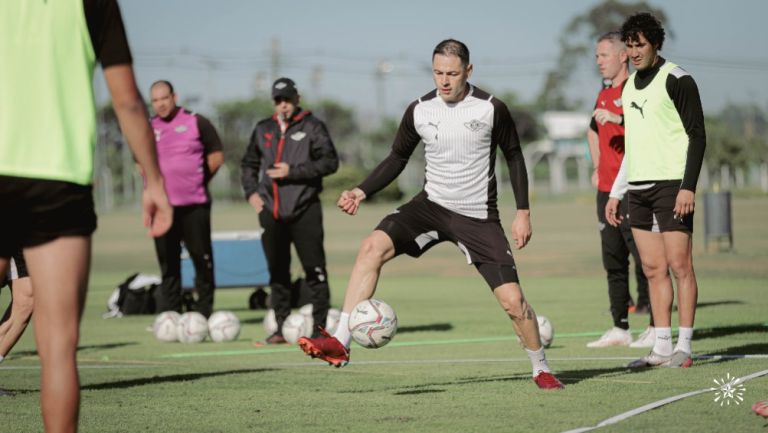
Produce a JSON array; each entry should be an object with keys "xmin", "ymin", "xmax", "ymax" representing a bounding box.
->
[{"xmin": 100, "ymin": 0, "xmax": 767, "ymax": 122}]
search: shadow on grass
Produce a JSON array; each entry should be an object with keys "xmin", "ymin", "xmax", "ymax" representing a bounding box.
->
[
  {"xmin": 343, "ymin": 365, "xmax": 631, "ymax": 396},
  {"xmin": 398, "ymin": 323, "xmax": 453, "ymax": 334},
  {"xmin": 81, "ymin": 368, "xmax": 276, "ymax": 391},
  {"xmin": 241, "ymin": 317, "xmax": 265, "ymax": 325},
  {"xmin": 696, "ymin": 300, "xmax": 745, "ymax": 309},
  {"xmin": 9, "ymin": 342, "xmax": 139, "ymax": 360},
  {"xmin": 694, "ymin": 323, "xmax": 767, "ymax": 340},
  {"xmin": 694, "ymin": 342, "xmax": 768, "ymax": 367}
]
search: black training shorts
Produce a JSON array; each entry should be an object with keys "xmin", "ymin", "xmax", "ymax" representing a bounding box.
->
[
  {"xmin": 0, "ymin": 175, "xmax": 97, "ymax": 257},
  {"xmin": 375, "ymin": 192, "xmax": 519, "ymax": 289},
  {"xmin": 628, "ymin": 180, "xmax": 693, "ymax": 233}
]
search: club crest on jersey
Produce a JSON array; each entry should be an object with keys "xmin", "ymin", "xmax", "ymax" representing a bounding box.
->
[
  {"xmin": 464, "ymin": 119, "xmax": 487, "ymax": 132},
  {"xmin": 613, "ymin": 98, "xmax": 622, "ymax": 107},
  {"xmin": 290, "ymin": 131, "xmax": 307, "ymax": 141},
  {"xmin": 174, "ymin": 125, "xmax": 188, "ymax": 133}
]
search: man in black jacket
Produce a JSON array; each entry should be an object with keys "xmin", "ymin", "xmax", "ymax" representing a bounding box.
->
[{"xmin": 241, "ymin": 78, "xmax": 339, "ymax": 343}]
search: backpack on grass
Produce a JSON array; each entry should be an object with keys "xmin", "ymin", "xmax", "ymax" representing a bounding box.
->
[{"xmin": 103, "ymin": 273, "xmax": 161, "ymax": 318}]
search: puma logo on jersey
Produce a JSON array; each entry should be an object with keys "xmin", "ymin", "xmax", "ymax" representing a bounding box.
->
[
  {"xmin": 630, "ymin": 100, "xmax": 647, "ymax": 118},
  {"xmin": 290, "ymin": 131, "xmax": 306, "ymax": 141},
  {"xmin": 464, "ymin": 119, "xmax": 487, "ymax": 132},
  {"xmin": 426, "ymin": 121, "xmax": 440, "ymax": 140},
  {"xmin": 174, "ymin": 125, "xmax": 188, "ymax": 133}
]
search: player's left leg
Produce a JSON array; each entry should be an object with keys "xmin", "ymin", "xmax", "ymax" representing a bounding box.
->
[
  {"xmin": 662, "ymin": 230, "xmax": 696, "ymax": 367},
  {"xmin": 25, "ymin": 236, "xmax": 90, "ymax": 433},
  {"xmin": 491, "ymin": 281, "xmax": 563, "ymax": 390},
  {"xmin": 291, "ymin": 201, "xmax": 331, "ymax": 338},
  {"xmin": 181, "ymin": 204, "xmax": 215, "ymax": 318}
]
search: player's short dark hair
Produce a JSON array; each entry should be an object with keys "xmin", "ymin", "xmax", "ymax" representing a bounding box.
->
[
  {"xmin": 433, "ymin": 39, "xmax": 470, "ymax": 66},
  {"xmin": 620, "ymin": 12, "xmax": 665, "ymax": 50},
  {"xmin": 150, "ymin": 80, "xmax": 175, "ymax": 94}
]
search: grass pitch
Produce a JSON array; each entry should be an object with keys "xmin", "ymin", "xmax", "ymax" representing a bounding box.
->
[{"xmin": 1, "ymin": 195, "xmax": 767, "ymax": 433}]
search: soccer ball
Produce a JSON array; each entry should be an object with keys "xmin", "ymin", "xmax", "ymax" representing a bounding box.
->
[
  {"xmin": 349, "ymin": 299, "xmax": 397, "ymax": 348},
  {"xmin": 177, "ymin": 312, "xmax": 209, "ymax": 343},
  {"xmin": 282, "ymin": 312, "xmax": 311, "ymax": 345},
  {"xmin": 263, "ymin": 309, "xmax": 278, "ymax": 336},
  {"xmin": 299, "ymin": 303, "xmax": 315, "ymax": 333},
  {"xmin": 325, "ymin": 308, "xmax": 341, "ymax": 334},
  {"xmin": 153, "ymin": 311, "xmax": 181, "ymax": 342},
  {"xmin": 537, "ymin": 315, "xmax": 554, "ymax": 348},
  {"xmin": 208, "ymin": 310, "xmax": 241, "ymax": 342}
]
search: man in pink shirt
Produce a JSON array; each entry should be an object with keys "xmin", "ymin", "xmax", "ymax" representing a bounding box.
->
[{"xmin": 150, "ymin": 80, "xmax": 224, "ymax": 317}]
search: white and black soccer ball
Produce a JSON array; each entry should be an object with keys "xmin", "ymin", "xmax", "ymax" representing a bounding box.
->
[
  {"xmin": 537, "ymin": 315, "xmax": 554, "ymax": 348},
  {"xmin": 325, "ymin": 308, "xmax": 341, "ymax": 334},
  {"xmin": 208, "ymin": 310, "xmax": 241, "ymax": 342},
  {"xmin": 177, "ymin": 312, "xmax": 209, "ymax": 343},
  {"xmin": 282, "ymin": 312, "xmax": 311, "ymax": 345},
  {"xmin": 299, "ymin": 303, "xmax": 315, "ymax": 334},
  {"xmin": 349, "ymin": 299, "xmax": 397, "ymax": 349},
  {"xmin": 263, "ymin": 309, "xmax": 278, "ymax": 336},
  {"xmin": 153, "ymin": 311, "xmax": 181, "ymax": 342}
]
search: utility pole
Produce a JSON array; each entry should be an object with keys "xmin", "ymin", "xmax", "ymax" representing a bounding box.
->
[
  {"xmin": 270, "ymin": 37, "xmax": 281, "ymax": 83},
  {"xmin": 310, "ymin": 65, "xmax": 323, "ymax": 99},
  {"xmin": 375, "ymin": 60, "xmax": 393, "ymax": 123}
]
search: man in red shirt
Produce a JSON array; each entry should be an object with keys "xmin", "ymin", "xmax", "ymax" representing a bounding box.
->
[{"xmin": 586, "ymin": 31, "xmax": 654, "ymax": 348}]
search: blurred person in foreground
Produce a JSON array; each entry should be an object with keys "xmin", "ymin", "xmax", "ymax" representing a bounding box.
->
[{"xmin": 0, "ymin": 0, "xmax": 172, "ymax": 431}]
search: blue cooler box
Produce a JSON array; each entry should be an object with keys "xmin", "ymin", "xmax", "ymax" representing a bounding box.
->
[{"xmin": 181, "ymin": 230, "xmax": 270, "ymax": 289}]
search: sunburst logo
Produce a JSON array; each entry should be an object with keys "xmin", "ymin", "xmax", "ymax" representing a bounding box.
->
[{"xmin": 710, "ymin": 373, "xmax": 746, "ymax": 406}]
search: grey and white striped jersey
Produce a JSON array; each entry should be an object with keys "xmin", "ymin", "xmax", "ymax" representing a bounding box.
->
[{"xmin": 359, "ymin": 84, "xmax": 528, "ymax": 220}]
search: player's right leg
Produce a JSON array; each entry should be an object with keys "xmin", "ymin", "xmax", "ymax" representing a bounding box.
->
[
  {"xmin": 298, "ymin": 230, "xmax": 395, "ymax": 367},
  {"xmin": 26, "ymin": 236, "xmax": 90, "ymax": 433},
  {"xmin": 153, "ymin": 209, "xmax": 183, "ymax": 314},
  {"xmin": 626, "ymin": 228, "xmax": 675, "ymax": 368},
  {"xmin": 589, "ymin": 193, "xmax": 632, "ymax": 348}
]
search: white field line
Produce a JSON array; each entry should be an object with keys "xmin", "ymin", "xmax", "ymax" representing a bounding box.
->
[
  {"xmin": 560, "ymin": 368, "xmax": 768, "ymax": 433},
  {"xmin": 1, "ymin": 353, "xmax": 766, "ymax": 371}
]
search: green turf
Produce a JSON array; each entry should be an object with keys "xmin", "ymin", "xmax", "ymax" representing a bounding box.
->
[{"xmin": 1, "ymin": 196, "xmax": 767, "ymax": 433}]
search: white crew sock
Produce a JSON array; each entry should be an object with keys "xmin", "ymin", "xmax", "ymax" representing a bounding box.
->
[
  {"xmin": 525, "ymin": 347, "xmax": 551, "ymax": 377},
  {"xmin": 653, "ymin": 327, "xmax": 673, "ymax": 356},
  {"xmin": 0, "ymin": 355, "xmax": 4, "ymax": 364},
  {"xmin": 333, "ymin": 312, "xmax": 351, "ymax": 348},
  {"xmin": 675, "ymin": 327, "xmax": 694, "ymax": 354}
]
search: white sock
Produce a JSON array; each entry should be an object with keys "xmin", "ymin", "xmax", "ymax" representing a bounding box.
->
[
  {"xmin": 333, "ymin": 312, "xmax": 351, "ymax": 348},
  {"xmin": 525, "ymin": 347, "xmax": 551, "ymax": 377},
  {"xmin": 0, "ymin": 355, "xmax": 4, "ymax": 364},
  {"xmin": 653, "ymin": 327, "xmax": 673, "ymax": 356},
  {"xmin": 675, "ymin": 327, "xmax": 694, "ymax": 354}
]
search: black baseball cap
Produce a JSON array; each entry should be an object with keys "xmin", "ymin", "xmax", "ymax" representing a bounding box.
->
[{"xmin": 272, "ymin": 77, "xmax": 298, "ymax": 99}]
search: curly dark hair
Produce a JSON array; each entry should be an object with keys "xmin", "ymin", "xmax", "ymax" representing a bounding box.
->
[{"xmin": 620, "ymin": 12, "xmax": 665, "ymax": 50}]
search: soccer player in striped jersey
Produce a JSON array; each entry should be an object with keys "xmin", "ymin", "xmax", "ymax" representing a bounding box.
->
[{"xmin": 299, "ymin": 39, "xmax": 563, "ymax": 390}]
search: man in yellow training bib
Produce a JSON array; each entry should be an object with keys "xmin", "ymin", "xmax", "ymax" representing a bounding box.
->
[{"xmin": 606, "ymin": 12, "xmax": 706, "ymax": 369}]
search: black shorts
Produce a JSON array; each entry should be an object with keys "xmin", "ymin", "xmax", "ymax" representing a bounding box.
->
[
  {"xmin": 628, "ymin": 180, "xmax": 693, "ymax": 233},
  {"xmin": 375, "ymin": 192, "xmax": 519, "ymax": 289},
  {"xmin": 0, "ymin": 175, "xmax": 97, "ymax": 257}
]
